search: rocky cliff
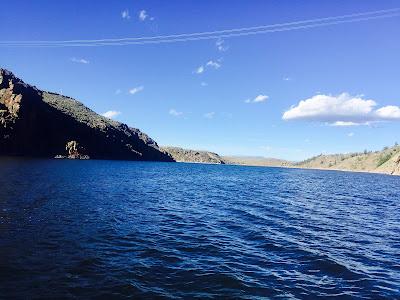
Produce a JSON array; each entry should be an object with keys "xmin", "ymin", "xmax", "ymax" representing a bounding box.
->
[
  {"xmin": 161, "ymin": 146, "xmax": 225, "ymax": 164},
  {"xmin": 0, "ymin": 68, "xmax": 173, "ymax": 161}
]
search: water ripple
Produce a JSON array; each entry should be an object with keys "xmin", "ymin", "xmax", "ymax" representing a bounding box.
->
[{"xmin": 0, "ymin": 159, "xmax": 399, "ymax": 298}]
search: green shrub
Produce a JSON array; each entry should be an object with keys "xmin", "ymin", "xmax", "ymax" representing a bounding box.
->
[{"xmin": 376, "ymin": 153, "xmax": 392, "ymax": 167}]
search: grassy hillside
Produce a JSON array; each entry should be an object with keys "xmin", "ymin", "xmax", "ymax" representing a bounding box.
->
[
  {"xmin": 166, "ymin": 144, "xmax": 400, "ymax": 176},
  {"xmin": 295, "ymin": 144, "xmax": 400, "ymax": 175}
]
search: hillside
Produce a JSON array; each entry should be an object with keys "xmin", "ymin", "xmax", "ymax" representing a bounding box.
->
[
  {"xmin": 295, "ymin": 145, "xmax": 400, "ymax": 175},
  {"xmin": 161, "ymin": 146, "xmax": 225, "ymax": 164},
  {"xmin": 0, "ymin": 68, "xmax": 173, "ymax": 161},
  {"xmin": 223, "ymin": 156, "xmax": 292, "ymax": 167},
  {"xmin": 163, "ymin": 145, "xmax": 400, "ymax": 176}
]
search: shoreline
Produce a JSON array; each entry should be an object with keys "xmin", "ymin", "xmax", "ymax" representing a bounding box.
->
[
  {"xmin": 1, "ymin": 155, "xmax": 399, "ymax": 177},
  {"xmin": 226, "ymin": 162, "xmax": 400, "ymax": 177},
  {"xmin": 219, "ymin": 161, "xmax": 398, "ymax": 176},
  {"xmin": 172, "ymin": 160, "xmax": 400, "ymax": 177}
]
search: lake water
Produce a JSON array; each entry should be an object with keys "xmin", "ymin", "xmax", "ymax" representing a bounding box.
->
[{"xmin": 0, "ymin": 158, "xmax": 399, "ymax": 299}]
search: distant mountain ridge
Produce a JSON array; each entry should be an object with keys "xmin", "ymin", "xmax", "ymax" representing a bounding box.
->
[
  {"xmin": 223, "ymin": 156, "xmax": 292, "ymax": 167},
  {"xmin": 0, "ymin": 68, "xmax": 173, "ymax": 161}
]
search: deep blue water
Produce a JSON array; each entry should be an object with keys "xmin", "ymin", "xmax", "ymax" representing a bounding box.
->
[{"xmin": 0, "ymin": 158, "xmax": 399, "ymax": 299}]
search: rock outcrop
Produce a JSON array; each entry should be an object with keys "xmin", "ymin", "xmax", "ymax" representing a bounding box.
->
[
  {"xmin": 0, "ymin": 68, "xmax": 173, "ymax": 162},
  {"xmin": 54, "ymin": 140, "xmax": 90, "ymax": 160},
  {"xmin": 390, "ymin": 153, "xmax": 400, "ymax": 175},
  {"xmin": 161, "ymin": 146, "xmax": 225, "ymax": 164}
]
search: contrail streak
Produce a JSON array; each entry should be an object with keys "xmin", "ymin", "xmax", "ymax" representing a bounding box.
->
[{"xmin": 1, "ymin": 8, "xmax": 399, "ymax": 47}]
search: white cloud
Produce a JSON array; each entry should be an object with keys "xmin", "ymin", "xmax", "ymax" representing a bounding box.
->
[
  {"xmin": 283, "ymin": 93, "xmax": 373, "ymax": 125},
  {"xmin": 169, "ymin": 109, "xmax": 183, "ymax": 117},
  {"xmin": 129, "ymin": 86, "xmax": 144, "ymax": 95},
  {"xmin": 204, "ymin": 112, "xmax": 215, "ymax": 119},
  {"xmin": 348, "ymin": 132, "xmax": 355, "ymax": 137},
  {"xmin": 121, "ymin": 10, "xmax": 130, "ymax": 20},
  {"xmin": 102, "ymin": 111, "xmax": 121, "ymax": 119},
  {"xmin": 331, "ymin": 121, "xmax": 364, "ymax": 127},
  {"xmin": 283, "ymin": 77, "xmax": 291, "ymax": 81},
  {"xmin": 245, "ymin": 94, "xmax": 269, "ymax": 104},
  {"xmin": 375, "ymin": 105, "xmax": 400, "ymax": 119},
  {"xmin": 283, "ymin": 93, "xmax": 400, "ymax": 126},
  {"xmin": 71, "ymin": 57, "xmax": 89, "ymax": 64},
  {"xmin": 254, "ymin": 95, "xmax": 268, "ymax": 102},
  {"xmin": 195, "ymin": 59, "xmax": 222, "ymax": 74},
  {"xmin": 139, "ymin": 10, "xmax": 148, "ymax": 21},
  {"xmin": 216, "ymin": 39, "xmax": 229, "ymax": 52},
  {"xmin": 206, "ymin": 60, "xmax": 221, "ymax": 69},
  {"xmin": 195, "ymin": 66, "xmax": 204, "ymax": 74}
]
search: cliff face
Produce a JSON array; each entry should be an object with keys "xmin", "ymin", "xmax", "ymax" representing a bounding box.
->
[
  {"xmin": 161, "ymin": 146, "xmax": 225, "ymax": 164},
  {"xmin": 0, "ymin": 69, "xmax": 173, "ymax": 161}
]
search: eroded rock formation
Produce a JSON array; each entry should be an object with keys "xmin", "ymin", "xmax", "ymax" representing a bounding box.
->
[
  {"xmin": 392, "ymin": 155, "xmax": 400, "ymax": 175},
  {"xmin": 55, "ymin": 140, "xmax": 90, "ymax": 160}
]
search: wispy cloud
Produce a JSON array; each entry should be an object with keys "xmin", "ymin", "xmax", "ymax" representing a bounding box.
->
[
  {"xmin": 245, "ymin": 94, "xmax": 269, "ymax": 104},
  {"xmin": 200, "ymin": 82, "xmax": 208, "ymax": 86},
  {"xmin": 139, "ymin": 10, "xmax": 147, "ymax": 21},
  {"xmin": 204, "ymin": 112, "xmax": 215, "ymax": 119},
  {"xmin": 195, "ymin": 59, "xmax": 222, "ymax": 74},
  {"xmin": 169, "ymin": 109, "xmax": 183, "ymax": 117},
  {"xmin": 216, "ymin": 39, "xmax": 229, "ymax": 52},
  {"xmin": 138, "ymin": 10, "xmax": 154, "ymax": 21},
  {"xmin": 129, "ymin": 86, "xmax": 144, "ymax": 95},
  {"xmin": 282, "ymin": 93, "xmax": 400, "ymax": 126},
  {"xmin": 195, "ymin": 66, "xmax": 204, "ymax": 74},
  {"xmin": 331, "ymin": 121, "xmax": 363, "ymax": 127},
  {"xmin": 70, "ymin": 57, "xmax": 89, "ymax": 64},
  {"xmin": 348, "ymin": 132, "xmax": 355, "ymax": 137},
  {"xmin": 121, "ymin": 9, "xmax": 130, "ymax": 20},
  {"xmin": 283, "ymin": 77, "xmax": 291, "ymax": 81},
  {"xmin": 206, "ymin": 60, "xmax": 221, "ymax": 69},
  {"xmin": 115, "ymin": 89, "xmax": 122, "ymax": 95},
  {"xmin": 102, "ymin": 110, "xmax": 121, "ymax": 119}
]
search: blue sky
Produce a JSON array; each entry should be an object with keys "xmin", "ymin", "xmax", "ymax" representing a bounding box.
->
[{"xmin": 1, "ymin": 0, "xmax": 400, "ymax": 160}]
